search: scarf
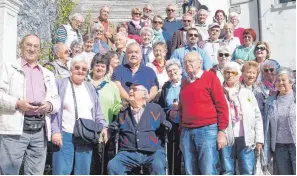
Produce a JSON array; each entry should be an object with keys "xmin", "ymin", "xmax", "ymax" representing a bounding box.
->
[
  {"xmin": 223, "ymin": 83, "xmax": 243, "ymax": 123},
  {"xmin": 152, "ymin": 29, "xmax": 165, "ymax": 44},
  {"xmin": 131, "ymin": 19, "xmax": 142, "ymax": 29},
  {"xmin": 152, "ymin": 59, "xmax": 166, "ymax": 74}
]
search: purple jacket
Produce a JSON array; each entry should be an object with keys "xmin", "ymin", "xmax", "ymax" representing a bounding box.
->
[{"xmin": 51, "ymin": 78, "xmax": 107, "ymax": 134}]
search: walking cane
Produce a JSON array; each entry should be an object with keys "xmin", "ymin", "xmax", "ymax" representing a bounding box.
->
[
  {"xmin": 101, "ymin": 141, "xmax": 105, "ymax": 175},
  {"xmin": 165, "ymin": 129, "xmax": 169, "ymax": 175}
]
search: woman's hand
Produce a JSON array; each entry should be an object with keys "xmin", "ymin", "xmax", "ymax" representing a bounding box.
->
[
  {"xmin": 51, "ymin": 133, "xmax": 63, "ymax": 147},
  {"xmin": 101, "ymin": 127, "xmax": 109, "ymax": 143}
]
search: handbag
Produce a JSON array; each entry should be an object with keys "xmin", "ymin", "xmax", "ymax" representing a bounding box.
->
[{"xmin": 69, "ymin": 78, "xmax": 103, "ymax": 144}]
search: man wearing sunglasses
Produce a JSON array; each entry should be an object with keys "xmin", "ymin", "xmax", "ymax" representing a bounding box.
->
[
  {"xmin": 171, "ymin": 14, "xmax": 194, "ymax": 54},
  {"xmin": 171, "ymin": 28, "xmax": 212, "ymax": 78},
  {"xmin": 45, "ymin": 43, "xmax": 71, "ymax": 79},
  {"xmin": 201, "ymin": 23, "xmax": 224, "ymax": 66},
  {"xmin": 141, "ymin": 4, "xmax": 153, "ymax": 27}
]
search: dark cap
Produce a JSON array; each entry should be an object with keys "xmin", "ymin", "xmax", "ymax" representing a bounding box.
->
[{"xmin": 125, "ymin": 80, "xmax": 142, "ymax": 88}]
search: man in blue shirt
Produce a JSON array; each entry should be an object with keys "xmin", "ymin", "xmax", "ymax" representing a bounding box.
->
[
  {"xmin": 112, "ymin": 42, "xmax": 159, "ymax": 104},
  {"xmin": 170, "ymin": 28, "xmax": 212, "ymax": 77}
]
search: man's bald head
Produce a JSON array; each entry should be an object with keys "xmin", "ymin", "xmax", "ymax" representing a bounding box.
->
[{"xmin": 183, "ymin": 52, "xmax": 203, "ymax": 75}]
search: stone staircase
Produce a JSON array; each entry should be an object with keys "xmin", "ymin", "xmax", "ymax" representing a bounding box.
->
[{"xmin": 73, "ymin": 0, "xmax": 183, "ymax": 23}]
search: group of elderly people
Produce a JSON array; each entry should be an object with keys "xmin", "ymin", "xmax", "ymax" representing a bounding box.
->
[{"xmin": 0, "ymin": 3, "xmax": 295, "ymax": 176}]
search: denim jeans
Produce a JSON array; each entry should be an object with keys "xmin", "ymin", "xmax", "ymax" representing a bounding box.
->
[
  {"xmin": 52, "ymin": 132, "xmax": 93, "ymax": 175},
  {"xmin": 180, "ymin": 124, "xmax": 219, "ymax": 175},
  {"xmin": 0, "ymin": 128, "xmax": 47, "ymax": 175},
  {"xmin": 219, "ymin": 136, "xmax": 255, "ymax": 175},
  {"xmin": 107, "ymin": 149, "xmax": 166, "ymax": 175},
  {"xmin": 275, "ymin": 143, "xmax": 296, "ymax": 175}
]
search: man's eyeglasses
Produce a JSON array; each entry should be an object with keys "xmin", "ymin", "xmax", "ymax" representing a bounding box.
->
[
  {"xmin": 255, "ymin": 46, "xmax": 266, "ymax": 51},
  {"xmin": 153, "ymin": 21, "xmax": 163, "ymax": 24},
  {"xmin": 184, "ymin": 59, "xmax": 198, "ymax": 64},
  {"xmin": 167, "ymin": 9, "xmax": 175, "ymax": 12},
  {"xmin": 130, "ymin": 87, "xmax": 147, "ymax": 92},
  {"xmin": 224, "ymin": 71, "xmax": 238, "ymax": 76},
  {"xmin": 74, "ymin": 66, "xmax": 88, "ymax": 72},
  {"xmin": 25, "ymin": 42, "xmax": 40, "ymax": 50},
  {"xmin": 188, "ymin": 33, "xmax": 199, "ymax": 37},
  {"xmin": 183, "ymin": 20, "xmax": 192, "ymax": 23},
  {"xmin": 219, "ymin": 53, "xmax": 230, "ymax": 57},
  {"xmin": 263, "ymin": 68, "xmax": 274, "ymax": 73},
  {"xmin": 144, "ymin": 8, "xmax": 152, "ymax": 12}
]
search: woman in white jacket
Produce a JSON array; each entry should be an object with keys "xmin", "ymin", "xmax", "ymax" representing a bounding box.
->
[{"xmin": 219, "ymin": 61, "xmax": 264, "ymax": 175}]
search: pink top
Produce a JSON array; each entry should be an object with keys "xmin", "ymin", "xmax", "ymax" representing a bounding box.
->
[
  {"xmin": 98, "ymin": 41, "xmax": 107, "ymax": 54},
  {"xmin": 234, "ymin": 27, "xmax": 245, "ymax": 45},
  {"xmin": 22, "ymin": 59, "xmax": 46, "ymax": 116}
]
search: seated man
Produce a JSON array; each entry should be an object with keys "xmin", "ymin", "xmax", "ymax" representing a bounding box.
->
[{"xmin": 107, "ymin": 81, "xmax": 170, "ymax": 175}]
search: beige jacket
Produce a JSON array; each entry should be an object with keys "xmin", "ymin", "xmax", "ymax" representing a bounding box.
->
[{"xmin": 0, "ymin": 58, "xmax": 60, "ymax": 140}]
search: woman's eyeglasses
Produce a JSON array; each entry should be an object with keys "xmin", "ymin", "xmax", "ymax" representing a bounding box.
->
[
  {"xmin": 219, "ymin": 53, "xmax": 230, "ymax": 57},
  {"xmin": 243, "ymin": 35, "xmax": 252, "ymax": 39},
  {"xmin": 133, "ymin": 13, "xmax": 141, "ymax": 16},
  {"xmin": 224, "ymin": 71, "xmax": 238, "ymax": 76},
  {"xmin": 255, "ymin": 46, "xmax": 266, "ymax": 51},
  {"xmin": 263, "ymin": 68, "xmax": 274, "ymax": 73}
]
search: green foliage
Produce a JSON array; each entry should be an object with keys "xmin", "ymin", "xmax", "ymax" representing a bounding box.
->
[
  {"xmin": 81, "ymin": 9, "xmax": 92, "ymax": 35},
  {"xmin": 55, "ymin": 0, "xmax": 77, "ymax": 30}
]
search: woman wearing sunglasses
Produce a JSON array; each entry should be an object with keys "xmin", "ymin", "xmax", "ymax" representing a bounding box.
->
[
  {"xmin": 127, "ymin": 8, "xmax": 145, "ymax": 40},
  {"xmin": 210, "ymin": 46, "xmax": 232, "ymax": 84},
  {"xmin": 254, "ymin": 41, "xmax": 280, "ymax": 82},
  {"xmin": 231, "ymin": 28, "xmax": 257, "ymax": 64},
  {"xmin": 220, "ymin": 61, "xmax": 264, "ymax": 175}
]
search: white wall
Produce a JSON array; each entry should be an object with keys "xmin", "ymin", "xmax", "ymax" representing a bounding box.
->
[
  {"xmin": 199, "ymin": 0, "xmax": 229, "ymax": 24},
  {"xmin": 259, "ymin": 0, "xmax": 296, "ymax": 69}
]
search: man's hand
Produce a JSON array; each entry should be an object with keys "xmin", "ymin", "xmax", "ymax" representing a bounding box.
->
[
  {"xmin": 127, "ymin": 98, "xmax": 140, "ymax": 108},
  {"xmin": 217, "ymin": 131, "xmax": 227, "ymax": 150},
  {"xmin": 235, "ymin": 59, "xmax": 244, "ymax": 65},
  {"xmin": 101, "ymin": 127, "xmax": 108, "ymax": 143},
  {"xmin": 256, "ymin": 143, "xmax": 263, "ymax": 151},
  {"xmin": 105, "ymin": 32, "xmax": 112, "ymax": 39},
  {"xmin": 16, "ymin": 100, "xmax": 39, "ymax": 112},
  {"xmin": 169, "ymin": 110, "xmax": 178, "ymax": 120},
  {"xmin": 36, "ymin": 101, "xmax": 52, "ymax": 114},
  {"xmin": 51, "ymin": 133, "xmax": 63, "ymax": 147}
]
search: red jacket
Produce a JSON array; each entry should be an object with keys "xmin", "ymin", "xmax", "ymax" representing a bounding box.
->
[{"xmin": 179, "ymin": 71, "xmax": 229, "ymax": 130}]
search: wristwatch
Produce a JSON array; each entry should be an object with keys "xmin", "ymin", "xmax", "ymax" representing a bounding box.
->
[{"xmin": 219, "ymin": 129, "xmax": 227, "ymax": 134}]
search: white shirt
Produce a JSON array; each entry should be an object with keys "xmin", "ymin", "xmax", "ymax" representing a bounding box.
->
[
  {"xmin": 202, "ymin": 39, "xmax": 223, "ymax": 66},
  {"xmin": 221, "ymin": 37, "xmax": 241, "ymax": 55},
  {"xmin": 188, "ymin": 70, "xmax": 204, "ymax": 83},
  {"xmin": 62, "ymin": 82, "xmax": 93, "ymax": 133},
  {"xmin": 195, "ymin": 23, "xmax": 209, "ymax": 41},
  {"xmin": 146, "ymin": 62, "xmax": 169, "ymax": 91}
]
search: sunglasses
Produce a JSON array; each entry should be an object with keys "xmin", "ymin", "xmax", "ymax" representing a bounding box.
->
[
  {"xmin": 188, "ymin": 33, "xmax": 199, "ymax": 37},
  {"xmin": 183, "ymin": 20, "xmax": 192, "ymax": 23},
  {"xmin": 153, "ymin": 21, "xmax": 163, "ymax": 24},
  {"xmin": 224, "ymin": 71, "xmax": 238, "ymax": 76},
  {"xmin": 263, "ymin": 68, "xmax": 274, "ymax": 73},
  {"xmin": 64, "ymin": 49, "xmax": 72, "ymax": 54},
  {"xmin": 144, "ymin": 8, "xmax": 152, "ymax": 12},
  {"xmin": 133, "ymin": 13, "xmax": 141, "ymax": 16},
  {"xmin": 74, "ymin": 66, "xmax": 88, "ymax": 72},
  {"xmin": 255, "ymin": 46, "xmax": 266, "ymax": 51},
  {"xmin": 219, "ymin": 53, "xmax": 230, "ymax": 57},
  {"xmin": 167, "ymin": 9, "xmax": 175, "ymax": 12}
]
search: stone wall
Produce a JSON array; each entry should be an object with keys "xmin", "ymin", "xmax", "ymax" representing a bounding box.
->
[{"xmin": 17, "ymin": 0, "xmax": 57, "ymax": 43}]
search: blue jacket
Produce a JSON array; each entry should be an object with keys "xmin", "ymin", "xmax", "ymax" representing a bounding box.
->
[
  {"xmin": 117, "ymin": 103, "xmax": 166, "ymax": 153},
  {"xmin": 93, "ymin": 40, "xmax": 109, "ymax": 54},
  {"xmin": 262, "ymin": 91, "xmax": 296, "ymax": 166}
]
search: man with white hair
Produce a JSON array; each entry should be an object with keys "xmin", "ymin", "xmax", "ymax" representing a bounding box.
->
[
  {"xmin": 107, "ymin": 80, "xmax": 171, "ymax": 175},
  {"xmin": 140, "ymin": 27, "xmax": 154, "ymax": 64},
  {"xmin": 141, "ymin": 4, "xmax": 153, "ymax": 27},
  {"xmin": 0, "ymin": 34, "xmax": 60, "ymax": 174},
  {"xmin": 195, "ymin": 9, "xmax": 209, "ymax": 41},
  {"xmin": 92, "ymin": 6, "xmax": 116, "ymax": 48},
  {"xmin": 114, "ymin": 33, "xmax": 128, "ymax": 64},
  {"xmin": 56, "ymin": 13, "xmax": 84, "ymax": 47},
  {"xmin": 229, "ymin": 12, "xmax": 245, "ymax": 44}
]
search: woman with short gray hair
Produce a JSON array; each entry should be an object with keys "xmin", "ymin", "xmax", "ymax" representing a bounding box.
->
[
  {"xmin": 51, "ymin": 54, "xmax": 107, "ymax": 175},
  {"xmin": 220, "ymin": 61, "xmax": 264, "ymax": 174},
  {"xmin": 70, "ymin": 40, "xmax": 83, "ymax": 58},
  {"xmin": 157, "ymin": 58, "xmax": 183, "ymax": 174},
  {"xmin": 263, "ymin": 67, "xmax": 296, "ymax": 175},
  {"xmin": 210, "ymin": 45, "xmax": 232, "ymax": 84},
  {"xmin": 56, "ymin": 13, "xmax": 84, "ymax": 47}
]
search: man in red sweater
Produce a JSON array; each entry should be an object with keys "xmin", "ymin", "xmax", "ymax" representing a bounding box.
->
[{"xmin": 179, "ymin": 52, "xmax": 229, "ymax": 175}]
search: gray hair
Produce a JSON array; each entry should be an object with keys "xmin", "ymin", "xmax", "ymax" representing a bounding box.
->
[
  {"xmin": 143, "ymin": 4, "xmax": 152, "ymax": 9},
  {"xmin": 140, "ymin": 27, "xmax": 153, "ymax": 37},
  {"xmin": 166, "ymin": 4, "xmax": 177, "ymax": 10},
  {"xmin": 52, "ymin": 44, "xmax": 60, "ymax": 56},
  {"xmin": 276, "ymin": 67, "xmax": 295, "ymax": 84},
  {"xmin": 217, "ymin": 45, "xmax": 231, "ymax": 55},
  {"xmin": 70, "ymin": 40, "xmax": 84, "ymax": 50},
  {"xmin": 223, "ymin": 61, "xmax": 242, "ymax": 77},
  {"xmin": 229, "ymin": 12, "xmax": 240, "ymax": 21},
  {"xmin": 261, "ymin": 60, "xmax": 278, "ymax": 73},
  {"xmin": 70, "ymin": 54, "xmax": 89, "ymax": 69},
  {"xmin": 197, "ymin": 9, "xmax": 209, "ymax": 15},
  {"xmin": 69, "ymin": 13, "xmax": 85, "ymax": 23},
  {"xmin": 166, "ymin": 59, "xmax": 181, "ymax": 71}
]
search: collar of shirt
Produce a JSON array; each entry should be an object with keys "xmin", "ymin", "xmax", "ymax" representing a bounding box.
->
[
  {"xmin": 185, "ymin": 44, "xmax": 198, "ymax": 51},
  {"xmin": 142, "ymin": 43, "xmax": 153, "ymax": 49},
  {"xmin": 206, "ymin": 39, "xmax": 221, "ymax": 43},
  {"xmin": 196, "ymin": 22, "xmax": 207, "ymax": 27},
  {"xmin": 124, "ymin": 63, "xmax": 144, "ymax": 73},
  {"xmin": 56, "ymin": 60, "xmax": 69, "ymax": 68},
  {"xmin": 21, "ymin": 58, "xmax": 41, "ymax": 70},
  {"xmin": 165, "ymin": 17, "xmax": 177, "ymax": 22},
  {"xmin": 170, "ymin": 79, "xmax": 182, "ymax": 87},
  {"xmin": 188, "ymin": 70, "xmax": 204, "ymax": 83}
]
